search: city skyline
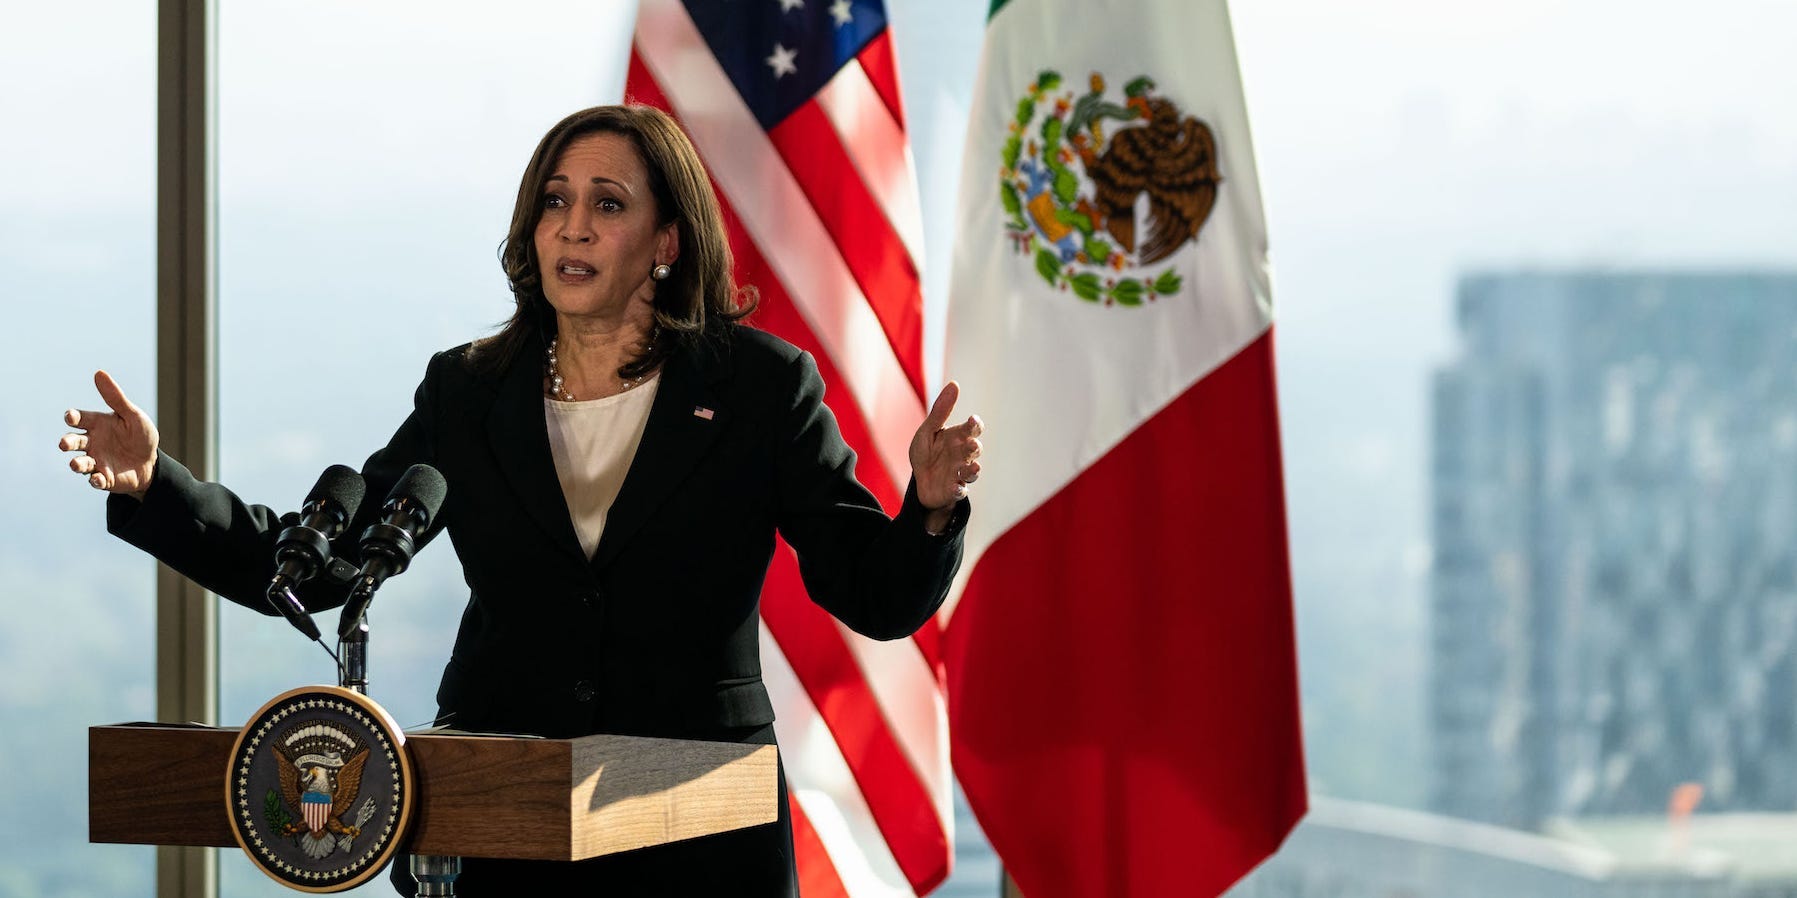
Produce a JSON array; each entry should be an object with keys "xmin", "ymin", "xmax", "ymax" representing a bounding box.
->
[{"xmin": 1431, "ymin": 271, "xmax": 1797, "ymax": 829}]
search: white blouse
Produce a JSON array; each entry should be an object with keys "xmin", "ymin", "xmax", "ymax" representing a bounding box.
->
[{"xmin": 544, "ymin": 376, "xmax": 661, "ymax": 558}]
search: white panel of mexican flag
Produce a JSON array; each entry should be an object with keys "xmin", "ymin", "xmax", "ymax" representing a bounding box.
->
[{"xmin": 942, "ymin": 0, "xmax": 1274, "ymax": 598}]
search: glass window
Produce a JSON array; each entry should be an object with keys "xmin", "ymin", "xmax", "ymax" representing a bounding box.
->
[
  {"xmin": 1227, "ymin": 2, "xmax": 1797, "ymax": 894},
  {"xmin": 0, "ymin": 3, "xmax": 157, "ymax": 894}
]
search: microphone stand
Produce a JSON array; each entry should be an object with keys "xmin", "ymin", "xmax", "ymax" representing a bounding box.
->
[
  {"xmin": 339, "ymin": 618, "xmax": 369, "ymax": 695},
  {"xmin": 338, "ymin": 577, "xmax": 376, "ymax": 695},
  {"xmin": 337, "ymin": 578, "xmax": 462, "ymax": 897}
]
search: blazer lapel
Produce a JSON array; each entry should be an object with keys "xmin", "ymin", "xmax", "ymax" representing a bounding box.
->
[
  {"xmin": 486, "ymin": 333, "xmax": 587, "ymax": 564},
  {"xmin": 590, "ymin": 339, "xmax": 730, "ymax": 572}
]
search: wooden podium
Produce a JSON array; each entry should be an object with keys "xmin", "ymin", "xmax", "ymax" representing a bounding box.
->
[{"xmin": 90, "ymin": 723, "xmax": 779, "ymax": 888}]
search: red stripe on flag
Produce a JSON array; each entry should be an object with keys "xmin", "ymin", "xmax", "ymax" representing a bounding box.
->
[
  {"xmin": 767, "ymin": 104, "xmax": 926, "ymax": 400},
  {"xmin": 625, "ymin": 49, "xmax": 671, "ymax": 118},
  {"xmin": 908, "ymin": 612, "xmax": 945, "ymax": 685},
  {"xmin": 633, "ymin": 37, "xmax": 945, "ymax": 732},
  {"xmin": 715, "ymin": 183, "xmax": 948, "ymax": 713},
  {"xmin": 631, "ymin": 45, "xmax": 947, "ymax": 891},
  {"xmin": 790, "ymin": 794, "xmax": 853, "ymax": 898},
  {"xmin": 857, "ymin": 31, "xmax": 906, "ymax": 130},
  {"xmin": 722, "ymin": 203, "xmax": 905, "ymax": 514},
  {"xmin": 764, "ymin": 542, "xmax": 951, "ymax": 893},
  {"xmin": 947, "ymin": 331, "xmax": 1308, "ymax": 898},
  {"xmin": 726, "ymin": 185, "xmax": 948, "ymax": 683},
  {"xmin": 628, "ymin": 50, "xmax": 904, "ymax": 512}
]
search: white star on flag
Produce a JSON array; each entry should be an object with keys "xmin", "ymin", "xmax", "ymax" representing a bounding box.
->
[
  {"xmin": 764, "ymin": 42, "xmax": 798, "ymax": 79},
  {"xmin": 778, "ymin": 0, "xmax": 804, "ymax": 11},
  {"xmin": 828, "ymin": 0, "xmax": 852, "ymax": 26}
]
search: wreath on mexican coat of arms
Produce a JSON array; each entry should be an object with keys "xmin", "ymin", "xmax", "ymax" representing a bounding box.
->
[{"xmin": 1001, "ymin": 70, "xmax": 1221, "ymax": 306}]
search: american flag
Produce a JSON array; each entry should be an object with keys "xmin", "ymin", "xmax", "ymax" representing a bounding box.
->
[{"xmin": 629, "ymin": 2, "xmax": 949, "ymax": 896}]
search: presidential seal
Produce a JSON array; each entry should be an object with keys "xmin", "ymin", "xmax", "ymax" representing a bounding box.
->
[
  {"xmin": 1000, "ymin": 70, "xmax": 1221, "ymax": 306},
  {"xmin": 225, "ymin": 686, "xmax": 415, "ymax": 892}
]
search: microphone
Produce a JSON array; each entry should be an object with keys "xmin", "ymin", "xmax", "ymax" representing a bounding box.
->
[
  {"xmin": 267, "ymin": 465, "xmax": 367, "ymax": 642},
  {"xmin": 337, "ymin": 464, "xmax": 447, "ymax": 638}
]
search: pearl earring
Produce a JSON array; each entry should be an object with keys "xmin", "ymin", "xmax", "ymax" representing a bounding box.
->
[{"xmin": 652, "ymin": 263, "xmax": 672, "ymax": 281}]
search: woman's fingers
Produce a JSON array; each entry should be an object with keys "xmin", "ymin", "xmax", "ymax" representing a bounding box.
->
[
  {"xmin": 94, "ymin": 370, "xmax": 139, "ymax": 416},
  {"xmin": 63, "ymin": 372, "xmax": 158, "ymax": 497},
  {"xmin": 930, "ymin": 418, "xmax": 984, "ymax": 485},
  {"xmin": 924, "ymin": 381, "xmax": 961, "ymax": 431},
  {"xmin": 70, "ymin": 454, "xmax": 126, "ymax": 491},
  {"xmin": 911, "ymin": 387, "xmax": 985, "ymax": 510},
  {"xmin": 72, "ymin": 454, "xmax": 114, "ymax": 490},
  {"xmin": 941, "ymin": 432, "xmax": 980, "ymax": 467}
]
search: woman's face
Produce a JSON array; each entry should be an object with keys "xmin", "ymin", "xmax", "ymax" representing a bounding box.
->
[{"xmin": 533, "ymin": 132, "xmax": 678, "ymax": 322}]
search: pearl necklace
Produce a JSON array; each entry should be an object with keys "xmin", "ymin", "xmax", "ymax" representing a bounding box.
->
[{"xmin": 545, "ymin": 336, "xmax": 646, "ymax": 402}]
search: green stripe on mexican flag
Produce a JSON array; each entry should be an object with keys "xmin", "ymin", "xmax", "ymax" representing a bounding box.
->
[{"xmin": 941, "ymin": 1, "xmax": 1307, "ymax": 896}]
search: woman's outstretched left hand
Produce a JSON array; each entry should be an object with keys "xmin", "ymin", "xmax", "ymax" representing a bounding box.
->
[{"xmin": 910, "ymin": 381, "xmax": 982, "ymax": 526}]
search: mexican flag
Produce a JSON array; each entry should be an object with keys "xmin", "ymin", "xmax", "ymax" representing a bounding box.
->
[{"xmin": 940, "ymin": 1, "xmax": 1307, "ymax": 895}]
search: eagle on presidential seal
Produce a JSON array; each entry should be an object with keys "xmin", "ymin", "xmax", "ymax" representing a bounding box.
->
[
  {"xmin": 1000, "ymin": 70, "xmax": 1221, "ymax": 306},
  {"xmin": 265, "ymin": 722, "xmax": 379, "ymax": 859}
]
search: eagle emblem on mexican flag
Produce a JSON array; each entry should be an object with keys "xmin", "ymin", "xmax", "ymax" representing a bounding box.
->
[{"xmin": 1001, "ymin": 70, "xmax": 1221, "ymax": 306}]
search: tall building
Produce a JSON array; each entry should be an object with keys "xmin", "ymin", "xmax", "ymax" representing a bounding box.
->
[{"xmin": 1430, "ymin": 271, "xmax": 1797, "ymax": 829}]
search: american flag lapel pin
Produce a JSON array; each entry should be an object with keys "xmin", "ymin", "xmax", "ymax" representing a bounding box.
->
[{"xmin": 693, "ymin": 406, "xmax": 715, "ymax": 421}]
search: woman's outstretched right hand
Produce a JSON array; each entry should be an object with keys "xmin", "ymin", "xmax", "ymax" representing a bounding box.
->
[{"xmin": 60, "ymin": 370, "xmax": 159, "ymax": 501}]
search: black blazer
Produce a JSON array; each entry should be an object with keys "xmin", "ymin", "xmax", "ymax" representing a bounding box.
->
[{"xmin": 110, "ymin": 324, "xmax": 967, "ymax": 742}]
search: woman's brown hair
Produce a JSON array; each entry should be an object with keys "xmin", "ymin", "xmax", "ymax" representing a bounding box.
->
[{"xmin": 470, "ymin": 104, "xmax": 755, "ymax": 377}]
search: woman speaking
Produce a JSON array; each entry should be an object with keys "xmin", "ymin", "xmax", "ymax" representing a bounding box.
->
[{"xmin": 58, "ymin": 104, "xmax": 983, "ymax": 895}]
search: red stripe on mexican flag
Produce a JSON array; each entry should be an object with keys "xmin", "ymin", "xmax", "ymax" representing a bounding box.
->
[{"xmin": 941, "ymin": 1, "xmax": 1307, "ymax": 895}]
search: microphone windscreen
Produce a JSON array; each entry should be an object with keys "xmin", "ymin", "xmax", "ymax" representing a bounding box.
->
[
  {"xmin": 387, "ymin": 464, "xmax": 448, "ymax": 526},
  {"xmin": 305, "ymin": 464, "xmax": 367, "ymax": 519}
]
